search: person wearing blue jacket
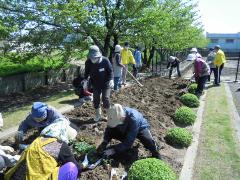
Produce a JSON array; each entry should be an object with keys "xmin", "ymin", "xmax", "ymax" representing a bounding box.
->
[
  {"xmin": 83, "ymin": 45, "xmax": 113, "ymax": 122},
  {"xmin": 16, "ymin": 102, "xmax": 66, "ymax": 143},
  {"xmin": 97, "ymin": 104, "xmax": 161, "ymax": 159}
]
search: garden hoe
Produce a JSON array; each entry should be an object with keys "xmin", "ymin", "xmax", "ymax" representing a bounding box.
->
[{"xmin": 126, "ymin": 69, "xmax": 144, "ymax": 87}]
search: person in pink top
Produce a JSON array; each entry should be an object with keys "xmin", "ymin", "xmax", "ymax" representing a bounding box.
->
[{"xmin": 193, "ymin": 56, "xmax": 210, "ymax": 97}]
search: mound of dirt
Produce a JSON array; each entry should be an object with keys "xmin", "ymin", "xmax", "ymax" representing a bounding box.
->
[
  {"xmin": 1, "ymin": 77, "xmax": 190, "ymax": 179},
  {"xmin": 65, "ymin": 77, "xmax": 190, "ymax": 179}
]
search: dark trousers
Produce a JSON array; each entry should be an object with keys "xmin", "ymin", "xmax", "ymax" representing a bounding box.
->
[
  {"xmin": 169, "ymin": 64, "xmax": 181, "ymax": 79},
  {"xmin": 196, "ymin": 75, "xmax": 208, "ymax": 95},
  {"xmin": 93, "ymin": 87, "xmax": 111, "ymax": 109},
  {"xmin": 209, "ymin": 68, "xmax": 218, "ymax": 84},
  {"xmin": 218, "ymin": 64, "xmax": 224, "ymax": 83},
  {"xmin": 108, "ymin": 128, "xmax": 158, "ymax": 153}
]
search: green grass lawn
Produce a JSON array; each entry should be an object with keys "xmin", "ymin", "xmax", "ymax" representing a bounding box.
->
[
  {"xmin": 193, "ymin": 85, "xmax": 240, "ymax": 180},
  {"xmin": 1, "ymin": 90, "xmax": 77, "ymax": 130}
]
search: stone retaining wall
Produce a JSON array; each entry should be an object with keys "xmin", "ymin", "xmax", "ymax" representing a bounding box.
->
[{"xmin": 0, "ymin": 65, "xmax": 84, "ymax": 95}]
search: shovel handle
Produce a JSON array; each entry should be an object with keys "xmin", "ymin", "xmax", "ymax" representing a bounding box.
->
[{"xmin": 126, "ymin": 69, "xmax": 144, "ymax": 87}]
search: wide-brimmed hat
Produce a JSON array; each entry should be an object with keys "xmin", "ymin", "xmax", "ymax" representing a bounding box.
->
[
  {"xmin": 190, "ymin": 48, "xmax": 198, "ymax": 53},
  {"xmin": 115, "ymin": 45, "xmax": 122, "ymax": 52},
  {"xmin": 87, "ymin": 45, "xmax": 102, "ymax": 59},
  {"xmin": 214, "ymin": 45, "xmax": 221, "ymax": 49},
  {"xmin": 31, "ymin": 102, "xmax": 48, "ymax": 122},
  {"xmin": 40, "ymin": 118, "xmax": 77, "ymax": 143},
  {"xmin": 107, "ymin": 104, "xmax": 126, "ymax": 128}
]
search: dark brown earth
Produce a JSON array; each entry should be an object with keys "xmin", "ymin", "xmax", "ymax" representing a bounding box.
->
[
  {"xmin": 65, "ymin": 76, "xmax": 190, "ymax": 179},
  {"xmin": 1, "ymin": 76, "xmax": 190, "ymax": 179},
  {"xmin": 0, "ymin": 82, "xmax": 73, "ymax": 112}
]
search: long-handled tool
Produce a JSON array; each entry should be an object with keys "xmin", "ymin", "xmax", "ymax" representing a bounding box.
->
[{"xmin": 126, "ymin": 69, "xmax": 144, "ymax": 87}]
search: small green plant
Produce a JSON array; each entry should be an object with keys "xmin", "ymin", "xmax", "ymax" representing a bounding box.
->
[
  {"xmin": 128, "ymin": 158, "xmax": 177, "ymax": 180},
  {"xmin": 165, "ymin": 127, "xmax": 193, "ymax": 147},
  {"xmin": 174, "ymin": 106, "xmax": 197, "ymax": 126},
  {"xmin": 188, "ymin": 83, "xmax": 197, "ymax": 94},
  {"xmin": 180, "ymin": 93, "xmax": 199, "ymax": 108},
  {"xmin": 72, "ymin": 141, "xmax": 96, "ymax": 155}
]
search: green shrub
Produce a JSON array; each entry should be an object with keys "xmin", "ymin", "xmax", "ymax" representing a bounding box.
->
[
  {"xmin": 174, "ymin": 106, "xmax": 197, "ymax": 125},
  {"xmin": 180, "ymin": 93, "xmax": 199, "ymax": 107},
  {"xmin": 165, "ymin": 128, "xmax": 193, "ymax": 147},
  {"xmin": 128, "ymin": 158, "xmax": 177, "ymax": 180},
  {"xmin": 187, "ymin": 83, "xmax": 197, "ymax": 94}
]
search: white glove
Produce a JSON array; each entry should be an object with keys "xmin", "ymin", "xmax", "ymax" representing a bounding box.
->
[
  {"xmin": 109, "ymin": 80, "xmax": 114, "ymax": 88},
  {"xmin": 103, "ymin": 148, "xmax": 115, "ymax": 157},
  {"xmin": 82, "ymin": 154, "xmax": 89, "ymax": 169},
  {"xmin": 81, "ymin": 79, "xmax": 88, "ymax": 90},
  {"xmin": 0, "ymin": 145, "xmax": 14, "ymax": 153}
]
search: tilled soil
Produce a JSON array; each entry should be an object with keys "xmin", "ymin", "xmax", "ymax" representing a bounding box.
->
[
  {"xmin": 65, "ymin": 76, "xmax": 190, "ymax": 179},
  {"xmin": 1, "ymin": 76, "xmax": 190, "ymax": 179}
]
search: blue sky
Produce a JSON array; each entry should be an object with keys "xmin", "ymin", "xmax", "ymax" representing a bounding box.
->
[{"xmin": 196, "ymin": 0, "xmax": 240, "ymax": 33}]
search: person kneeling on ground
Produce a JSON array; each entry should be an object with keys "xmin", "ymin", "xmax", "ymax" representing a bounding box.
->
[
  {"xmin": 72, "ymin": 75, "xmax": 93, "ymax": 103},
  {"xmin": 167, "ymin": 56, "xmax": 181, "ymax": 79},
  {"xmin": 16, "ymin": 102, "xmax": 69, "ymax": 145},
  {"xmin": 193, "ymin": 56, "xmax": 210, "ymax": 97},
  {"xmin": 0, "ymin": 145, "xmax": 20, "ymax": 173},
  {"xmin": 5, "ymin": 118, "xmax": 86, "ymax": 180},
  {"xmin": 97, "ymin": 104, "xmax": 161, "ymax": 159}
]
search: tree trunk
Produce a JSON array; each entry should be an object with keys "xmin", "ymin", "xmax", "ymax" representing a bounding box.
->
[
  {"xmin": 143, "ymin": 45, "xmax": 148, "ymax": 65},
  {"xmin": 146, "ymin": 46, "xmax": 155, "ymax": 67}
]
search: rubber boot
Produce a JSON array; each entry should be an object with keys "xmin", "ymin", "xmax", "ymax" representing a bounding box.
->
[{"xmin": 94, "ymin": 108, "xmax": 102, "ymax": 122}]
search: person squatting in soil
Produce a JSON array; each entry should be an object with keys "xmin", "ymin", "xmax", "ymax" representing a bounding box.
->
[
  {"xmin": 5, "ymin": 118, "xmax": 86, "ymax": 180},
  {"xmin": 0, "ymin": 145, "xmax": 20, "ymax": 175},
  {"xmin": 83, "ymin": 45, "xmax": 114, "ymax": 122},
  {"xmin": 193, "ymin": 55, "xmax": 210, "ymax": 97},
  {"xmin": 97, "ymin": 104, "xmax": 161, "ymax": 159},
  {"xmin": 213, "ymin": 45, "xmax": 226, "ymax": 85},
  {"xmin": 167, "ymin": 56, "xmax": 181, "ymax": 79},
  {"xmin": 206, "ymin": 48, "xmax": 217, "ymax": 84},
  {"xmin": 112, "ymin": 45, "xmax": 125, "ymax": 91},
  {"xmin": 120, "ymin": 42, "xmax": 136, "ymax": 85},
  {"xmin": 72, "ymin": 74, "xmax": 93, "ymax": 103},
  {"xmin": 16, "ymin": 102, "xmax": 69, "ymax": 145}
]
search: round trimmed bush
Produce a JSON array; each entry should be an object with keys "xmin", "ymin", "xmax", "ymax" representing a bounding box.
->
[
  {"xmin": 180, "ymin": 93, "xmax": 199, "ymax": 107},
  {"xmin": 128, "ymin": 158, "xmax": 177, "ymax": 180},
  {"xmin": 174, "ymin": 106, "xmax": 197, "ymax": 125},
  {"xmin": 165, "ymin": 127, "xmax": 193, "ymax": 147},
  {"xmin": 187, "ymin": 83, "xmax": 197, "ymax": 94}
]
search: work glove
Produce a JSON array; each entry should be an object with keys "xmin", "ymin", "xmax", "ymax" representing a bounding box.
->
[
  {"xmin": 96, "ymin": 142, "xmax": 108, "ymax": 155},
  {"xmin": 0, "ymin": 145, "xmax": 14, "ymax": 153},
  {"xmin": 15, "ymin": 131, "xmax": 24, "ymax": 144},
  {"xmin": 103, "ymin": 148, "xmax": 115, "ymax": 157},
  {"xmin": 81, "ymin": 154, "xmax": 89, "ymax": 169},
  {"xmin": 81, "ymin": 79, "xmax": 88, "ymax": 90},
  {"xmin": 109, "ymin": 80, "xmax": 114, "ymax": 88}
]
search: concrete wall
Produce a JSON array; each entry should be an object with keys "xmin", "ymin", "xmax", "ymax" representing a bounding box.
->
[{"xmin": 0, "ymin": 65, "xmax": 84, "ymax": 95}]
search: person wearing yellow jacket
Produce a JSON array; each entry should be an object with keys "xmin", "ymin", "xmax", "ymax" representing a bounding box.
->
[
  {"xmin": 213, "ymin": 45, "xmax": 226, "ymax": 85},
  {"xmin": 120, "ymin": 42, "xmax": 136, "ymax": 85},
  {"xmin": 5, "ymin": 118, "xmax": 85, "ymax": 180}
]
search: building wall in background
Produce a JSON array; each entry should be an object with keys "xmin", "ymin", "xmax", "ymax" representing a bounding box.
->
[{"xmin": 206, "ymin": 32, "xmax": 240, "ymax": 53}]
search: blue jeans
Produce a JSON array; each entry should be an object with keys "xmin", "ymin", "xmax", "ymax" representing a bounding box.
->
[{"xmin": 114, "ymin": 77, "xmax": 121, "ymax": 90}]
